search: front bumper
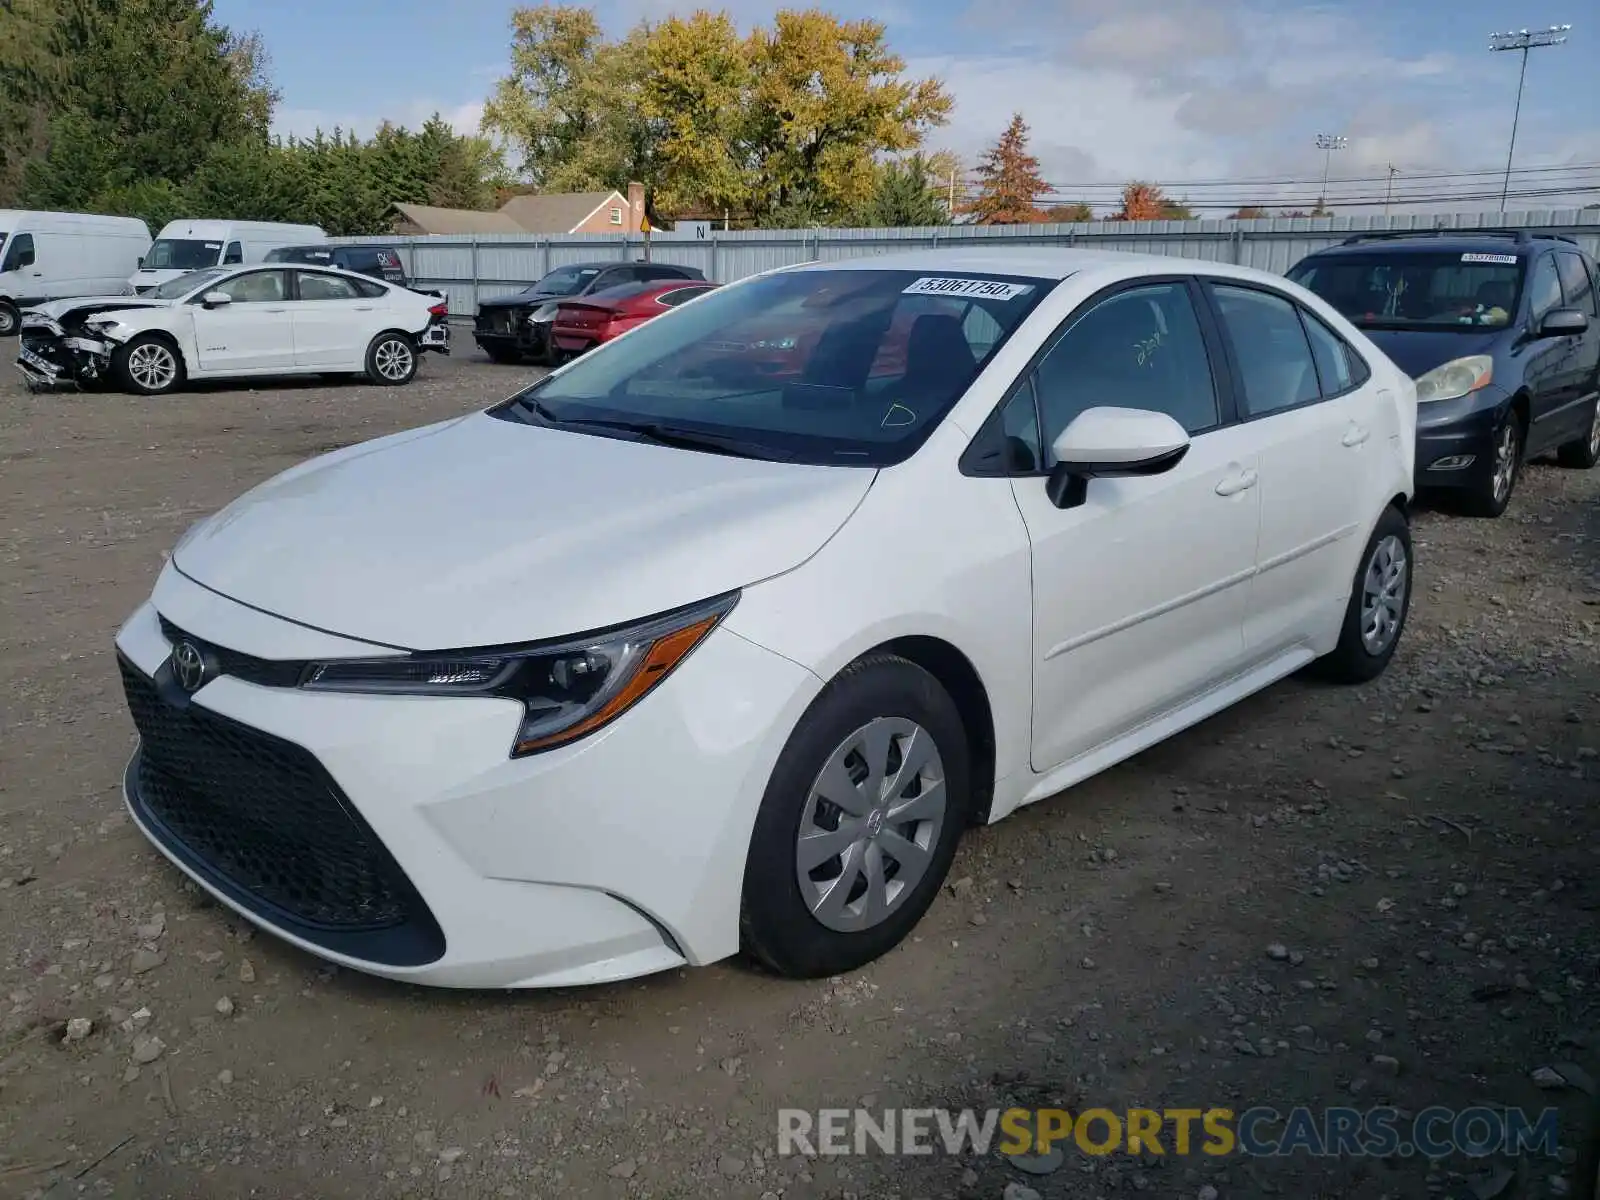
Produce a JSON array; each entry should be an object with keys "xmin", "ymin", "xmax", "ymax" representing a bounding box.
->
[
  {"xmin": 114, "ymin": 569, "xmax": 821, "ymax": 989},
  {"xmin": 1414, "ymin": 386, "xmax": 1507, "ymax": 492},
  {"xmin": 473, "ymin": 313, "xmax": 550, "ymax": 359},
  {"xmin": 16, "ymin": 321, "xmax": 112, "ymax": 390}
]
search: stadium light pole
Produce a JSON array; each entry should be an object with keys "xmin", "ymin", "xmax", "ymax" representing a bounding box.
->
[
  {"xmin": 1314, "ymin": 134, "xmax": 1348, "ymax": 212},
  {"xmin": 1490, "ymin": 24, "xmax": 1571, "ymax": 214}
]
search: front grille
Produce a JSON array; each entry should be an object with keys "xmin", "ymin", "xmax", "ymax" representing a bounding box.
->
[
  {"xmin": 157, "ymin": 615, "xmax": 307, "ymax": 688},
  {"xmin": 120, "ymin": 656, "xmax": 443, "ymax": 963}
]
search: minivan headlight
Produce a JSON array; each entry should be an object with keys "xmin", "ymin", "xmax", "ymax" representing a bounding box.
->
[
  {"xmin": 1414, "ymin": 356, "xmax": 1493, "ymax": 403},
  {"xmin": 302, "ymin": 592, "xmax": 738, "ymax": 756}
]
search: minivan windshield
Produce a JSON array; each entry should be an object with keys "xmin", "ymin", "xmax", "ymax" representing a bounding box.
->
[
  {"xmin": 493, "ymin": 268, "xmax": 1054, "ymax": 466},
  {"xmin": 1288, "ymin": 252, "xmax": 1524, "ymax": 330},
  {"xmin": 146, "ymin": 238, "xmax": 224, "ymax": 271},
  {"xmin": 151, "ymin": 268, "xmax": 225, "ymax": 299}
]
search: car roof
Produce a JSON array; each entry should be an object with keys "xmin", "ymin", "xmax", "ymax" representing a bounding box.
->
[
  {"xmin": 1302, "ymin": 231, "xmax": 1584, "ymax": 260},
  {"xmin": 778, "ymin": 246, "xmax": 1294, "ymax": 289}
]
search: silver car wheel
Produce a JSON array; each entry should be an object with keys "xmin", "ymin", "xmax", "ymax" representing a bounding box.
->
[
  {"xmin": 374, "ymin": 338, "xmax": 414, "ymax": 381},
  {"xmin": 1588, "ymin": 401, "xmax": 1600, "ymax": 458},
  {"xmin": 1491, "ymin": 421, "xmax": 1518, "ymax": 503},
  {"xmin": 1360, "ymin": 534, "xmax": 1408, "ymax": 655},
  {"xmin": 128, "ymin": 342, "xmax": 178, "ymax": 391},
  {"xmin": 796, "ymin": 717, "xmax": 947, "ymax": 933}
]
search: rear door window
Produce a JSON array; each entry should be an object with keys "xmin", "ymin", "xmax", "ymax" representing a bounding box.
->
[{"xmin": 296, "ymin": 272, "xmax": 363, "ymax": 301}]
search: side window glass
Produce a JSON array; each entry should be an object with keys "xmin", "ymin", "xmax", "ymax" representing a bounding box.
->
[
  {"xmin": 1556, "ymin": 253, "xmax": 1596, "ymax": 317},
  {"xmin": 214, "ymin": 270, "xmax": 287, "ymax": 303},
  {"xmin": 298, "ymin": 272, "xmax": 361, "ymax": 301},
  {"xmin": 2, "ymin": 233, "xmax": 35, "ymax": 271},
  {"xmin": 352, "ymin": 278, "xmax": 388, "ymax": 298},
  {"xmin": 1210, "ymin": 285, "xmax": 1320, "ymax": 417},
  {"xmin": 1527, "ymin": 255, "xmax": 1562, "ymax": 323},
  {"xmin": 961, "ymin": 305, "xmax": 1004, "ymax": 359},
  {"xmin": 222, "ymin": 241, "xmax": 243, "ymax": 265},
  {"xmin": 999, "ymin": 379, "xmax": 1042, "ymax": 472},
  {"xmin": 1034, "ymin": 283, "xmax": 1219, "ymax": 458},
  {"xmin": 1300, "ymin": 309, "xmax": 1355, "ymax": 396}
]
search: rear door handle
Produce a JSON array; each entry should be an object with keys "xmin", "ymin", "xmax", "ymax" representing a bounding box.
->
[
  {"xmin": 1342, "ymin": 423, "xmax": 1370, "ymax": 447},
  {"xmin": 1215, "ymin": 468, "xmax": 1258, "ymax": 497}
]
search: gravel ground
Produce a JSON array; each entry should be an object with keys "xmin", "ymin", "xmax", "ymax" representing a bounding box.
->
[{"xmin": 0, "ymin": 351, "xmax": 1597, "ymax": 1200}]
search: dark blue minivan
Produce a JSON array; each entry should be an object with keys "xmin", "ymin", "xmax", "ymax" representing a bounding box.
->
[{"xmin": 1287, "ymin": 230, "xmax": 1600, "ymax": 517}]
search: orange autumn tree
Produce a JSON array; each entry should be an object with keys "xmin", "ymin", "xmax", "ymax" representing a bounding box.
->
[
  {"xmin": 1114, "ymin": 180, "xmax": 1168, "ymax": 221},
  {"xmin": 963, "ymin": 112, "xmax": 1047, "ymax": 224}
]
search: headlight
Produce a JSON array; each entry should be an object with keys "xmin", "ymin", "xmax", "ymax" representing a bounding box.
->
[
  {"xmin": 302, "ymin": 592, "xmax": 737, "ymax": 756},
  {"xmin": 1414, "ymin": 356, "xmax": 1493, "ymax": 403},
  {"xmin": 529, "ymin": 303, "xmax": 558, "ymax": 324},
  {"xmin": 84, "ymin": 317, "xmax": 123, "ymax": 335}
]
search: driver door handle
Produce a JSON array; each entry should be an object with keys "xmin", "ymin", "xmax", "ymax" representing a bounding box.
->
[
  {"xmin": 1342, "ymin": 423, "xmax": 1370, "ymax": 447},
  {"xmin": 1215, "ymin": 467, "xmax": 1258, "ymax": 497}
]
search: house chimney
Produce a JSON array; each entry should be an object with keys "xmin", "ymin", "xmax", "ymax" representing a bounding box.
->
[{"xmin": 627, "ymin": 182, "xmax": 645, "ymax": 231}]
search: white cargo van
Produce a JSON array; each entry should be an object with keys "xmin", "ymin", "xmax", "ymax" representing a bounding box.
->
[
  {"xmin": 0, "ymin": 210, "xmax": 152, "ymax": 337},
  {"xmin": 129, "ymin": 220, "xmax": 328, "ymax": 293}
]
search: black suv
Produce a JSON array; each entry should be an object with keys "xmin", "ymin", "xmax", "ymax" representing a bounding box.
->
[
  {"xmin": 1287, "ymin": 230, "xmax": 1600, "ymax": 517},
  {"xmin": 265, "ymin": 244, "xmax": 411, "ymax": 287},
  {"xmin": 474, "ymin": 261, "xmax": 706, "ymax": 365}
]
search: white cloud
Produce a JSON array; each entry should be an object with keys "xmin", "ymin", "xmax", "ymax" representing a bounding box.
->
[{"xmin": 272, "ymin": 100, "xmax": 484, "ymax": 142}]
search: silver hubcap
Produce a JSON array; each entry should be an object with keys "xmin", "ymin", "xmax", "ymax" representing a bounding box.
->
[
  {"xmin": 128, "ymin": 343, "xmax": 177, "ymax": 391},
  {"xmin": 796, "ymin": 717, "xmax": 947, "ymax": 933},
  {"xmin": 1588, "ymin": 402, "xmax": 1600, "ymax": 457},
  {"xmin": 374, "ymin": 339, "xmax": 413, "ymax": 381},
  {"xmin": 0, "ymin": 308, "xmax": 15, "ymax": 334},
  {"xmin": 1360, "ymin": 534, "xmax": 1408, "ymax": 655},
  {"xmin": 1491, "ymin": 422, "xmax": 1518, "ymax": 502}
]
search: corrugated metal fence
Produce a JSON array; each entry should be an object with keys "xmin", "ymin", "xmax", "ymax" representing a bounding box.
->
[{"xmin": 331, "ymin": 209, "xmax": 1600, "ymax": 317}]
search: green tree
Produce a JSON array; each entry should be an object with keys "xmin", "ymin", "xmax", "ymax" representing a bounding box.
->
[
  {"xmin": 0, "ymin": 0, "xmax": 62, "ymax": 204},
  {"xmin": 964, "ymin": 114, "xmax": 1047, "ymax": 224},
  {"xmin": 482, "ymin": 5, "xmax": 609, "ymax": 188},
  {"xmin": 853, "ymin": 154, "xmax": 948, "ymax": 227},
  {"xmin": 1046, "ymin": 201, "xmax": 1094, "ymax": 222}
]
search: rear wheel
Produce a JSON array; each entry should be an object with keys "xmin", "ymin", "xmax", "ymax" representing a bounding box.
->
[
  {"xmin": 1312, "ymin": 505, "xmax": 1412, "ymax": 684},
  {"xmin": 113, "ymin": 335, "xmax": 185, "ymax": 396},
  {"xmin": 740, "ymin": 655, "xmax": 970, "ymax": 979},
  {"xmin": 1556, "ymin": 395, "xmax": 1600, "ymax": 470},
  {"xmin": 365, "ymin": 332, "xmax": 417, "ymax": 385},
  {"xmin": 0, "ymin": 300, "xmax": 18, "ymax": 338}
]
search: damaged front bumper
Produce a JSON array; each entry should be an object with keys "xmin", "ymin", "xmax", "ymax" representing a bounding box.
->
[{"xmin": 16, "ymin": 315, "xmax": 115, "ymax": 390}]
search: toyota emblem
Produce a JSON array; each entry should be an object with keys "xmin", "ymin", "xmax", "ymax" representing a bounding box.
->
[{"xmin": 171, "ymin": 641, "xmax": 208, "ymax": 693}]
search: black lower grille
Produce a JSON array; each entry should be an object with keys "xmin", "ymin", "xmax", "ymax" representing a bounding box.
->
[{"xmin": 119, "ymin": 656, "xmax": 444, "ymax": 965}]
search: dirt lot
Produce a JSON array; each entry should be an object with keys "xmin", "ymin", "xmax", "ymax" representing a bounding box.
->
[{"xmin": 0, "ymin": 351, "xmax": 1597, "ymax": 1200}]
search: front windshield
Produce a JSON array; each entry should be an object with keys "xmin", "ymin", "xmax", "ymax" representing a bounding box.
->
[
  {"xmin": 146, "ymin": 238, "xmax": 224, "ymax": 271},
  {"xmin": 1288, "ymin": 252, "xmax": 1523, "ymax": 330},
  {"xmin": 493, "ymin": 268, "xmax": 1054, "ymax": 467},
  {"xmin": 151, "ymin": 268, "xmax": 225, "ymax": 299},
  {"xmin": 530, "ymin": 266, "xmax": 602, "ymax": 296}
]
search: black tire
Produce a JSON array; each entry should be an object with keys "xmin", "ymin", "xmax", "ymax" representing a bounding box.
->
[
  {"xmin": 0, "ymin": 299, "xmax": 18, "ymax": 338},
  {"xmin": 364, "ymin": 331, "xmax": 417, "ymax": 386},
  {"xmin": 1312, "ymin": 504, "xmax": 1413, "ymax": 684},
  {"xmin": 1576, "ymin": 1090, "xmax": 1600, "ymax": 1200},
  {"xmin": 1456, "ymin": 407, "xmax": 1522, "ymax": 518},
  {"xmin": 480, "ymin": 343, "xmax": 523, "ymax": 365},
  {"xmin": 740, "ymin": 654, "xmax": 971, "ymax": 979},
  {"xmin": 1556, "ymin": 394, "xmax": 1600, "ymax": 470},
  {"xmin": 112, "ymin": 334, "xmax": 185, "ymax": 396}
]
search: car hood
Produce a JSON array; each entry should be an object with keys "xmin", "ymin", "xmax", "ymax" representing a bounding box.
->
[
  {"xmin": 29, "ymin": 296, "xmax": 173, "ymax": 320},
  {"xmin": 172, "ymin": 411, "xmax": 876, "ymax": 649},
  {"xmin": 478, "ymin": 290, "xmax": 565, "ymax": 311},
  {"xmin": 1357, "ymin": 327, "xmax": 1501, "ymax": 378}
]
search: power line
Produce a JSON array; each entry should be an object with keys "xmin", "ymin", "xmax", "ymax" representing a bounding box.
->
[
  {"xmin": 951, "ymin": 183, "xmax": 1600, "ymax": 211},
  {"xmin": 955, "ymin": 160, "xmax": 1600, "ymax": 193}
]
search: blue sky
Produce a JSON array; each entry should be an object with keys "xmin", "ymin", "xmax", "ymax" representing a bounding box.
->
[{"xmin": 211, "ymin": 0, "xmax": 1599, "ymax": 213}]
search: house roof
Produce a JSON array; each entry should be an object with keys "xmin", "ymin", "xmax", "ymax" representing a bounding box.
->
[
  {"xmin": 499, "ymin": 191, "xmax": 624, "ymax": 233},
  {"xmin": 391, "ymin": 203, "xmax": 524, "ymax": 235}
]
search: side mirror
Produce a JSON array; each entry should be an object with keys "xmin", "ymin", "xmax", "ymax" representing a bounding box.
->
[
  {"xmin": 137, "ymin": 256, "xmax": 145, "ymax": 268},
  {"xmin": 1046, "ymin": 407, "xmax": 1191, "ymax": 510},
  {"xmin": 202, "ymin": 291, "xmax": 232, "ymax": 308},
  {"xmin": 1538, "ymin": 307, "xmax": 1588, "ymax": 338}
]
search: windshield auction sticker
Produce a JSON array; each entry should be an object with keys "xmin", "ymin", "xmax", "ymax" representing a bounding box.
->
[
  {"xmin": 903, "ymin": 277, "xmax": 1035, "ymax": 300},
  {"xmin": 1460, "ymin": 253, "xmax": 1517, "ymax": 265}
]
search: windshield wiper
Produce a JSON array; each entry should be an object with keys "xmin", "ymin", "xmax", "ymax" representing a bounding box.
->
[{"xmin": 555, "ymin": 415, "xmax": 794, "ymax": 461}]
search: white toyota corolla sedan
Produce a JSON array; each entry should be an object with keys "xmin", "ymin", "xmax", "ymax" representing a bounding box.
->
[
  {"xmin": 18, "ymin": 263, "xmax": 449, "ymax": 394},
  {"xmin": 113, "ymin": 248, "xmax": 1417, "ymax": 989}
]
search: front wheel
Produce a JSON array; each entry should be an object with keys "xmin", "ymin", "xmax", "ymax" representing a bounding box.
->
[
  {"xmin": 113, "ymin": 335, "xmax": 185, "ymax": 396},
  {"xmin": 1556, "ymin": 395, "xmax": 1600, "ymax": 470},
  {"xmin": 740, "ymin": 654, "xmax": 970, "ymax": 979},
  {"xmin": 365, "ymin": 332, "xmax": 417, "ymax": 386},
  {"xmin": 1312, "ymin": 504, "xmax": 1412, "ymax": 684},
  {"xmin": 1457, "ymin": 410, "xmax": 1521, "ymax": 517},
  {"xmin": 0, "ymin": 300, "xmax": 19, "ymax": 338}
]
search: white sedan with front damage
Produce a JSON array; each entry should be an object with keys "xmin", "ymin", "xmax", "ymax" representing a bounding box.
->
[{"xmin": 17, "ymin": 263, "xmax": 449, "ymax": 395}]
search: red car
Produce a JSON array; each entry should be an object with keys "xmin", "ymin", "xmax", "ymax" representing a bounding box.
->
[{"xmin": 551, "ymin": 280, "xmax": 719, "ymax": 356}]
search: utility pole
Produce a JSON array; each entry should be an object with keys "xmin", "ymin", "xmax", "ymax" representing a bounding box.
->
[
  {"xmin": 1384, "ymin": 164, "xmax": 1398, "ymax": 215},
  {"xmin": 1490, "ymin": 25, "xmax": 1570, "ymax": 214},
  {"xmin": 1314, "ymin": 134, "xmax": 1347, "ymax": 213}
]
